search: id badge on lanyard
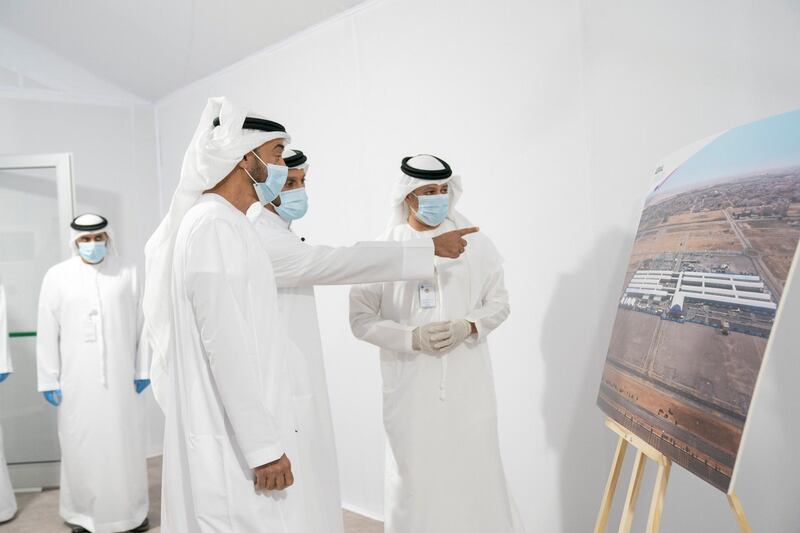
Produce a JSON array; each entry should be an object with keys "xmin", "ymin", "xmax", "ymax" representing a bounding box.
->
[
  {"xmin": 418, "ymin": 282, "xmax": 437, "ymax": 309},
  {"xmin": 84, "ymin": 309, "xmax": 99, "ymax": 342}
]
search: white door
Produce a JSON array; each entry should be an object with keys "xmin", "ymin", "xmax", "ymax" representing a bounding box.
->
[{"xmin": 0, "ymin": 153, "xmax": 74, "ymax": 488}]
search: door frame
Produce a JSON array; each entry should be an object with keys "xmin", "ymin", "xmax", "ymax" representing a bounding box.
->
[
  {"xmin": 0, "ymin": 153, "xmax": 75, "ymax": 488},
  {"xmin": 0, "ymin": 153, "xmax": 75, "ymax": 257}
]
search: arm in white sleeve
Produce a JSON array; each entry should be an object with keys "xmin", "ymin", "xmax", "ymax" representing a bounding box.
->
[
  {"xmin": 264, "ymin": 229, "xmax": 434, "ymax": 288},
  {"xmin": 187, "ymin": 220, "xmax": 284, "ymax": 468},
  {"xmin": 349, "ymin": 282, "xmax": 415, "ymax": 353},
  {"xmin": 36, "ymin": 270, "xmax": 61, "ymax": 391},
  {"xmin": 464, "ymin": 267, "xmax": 510, "ymax": 344},
  {"xmin": 0, "ymin": 284, "xmax": 10, "ymax": 373},
  {"xmin": 133, "ymin": 268, "xmax": 150, "ymax": 379}
]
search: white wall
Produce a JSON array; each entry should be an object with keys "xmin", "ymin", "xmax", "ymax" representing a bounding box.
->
[
  {"xmin": 154, "ymin": 0, "xmax": 800, "ymax": 530},
  {"xmin": 0, "ymin": 28, "xmax": 165, "ymax": 456}
]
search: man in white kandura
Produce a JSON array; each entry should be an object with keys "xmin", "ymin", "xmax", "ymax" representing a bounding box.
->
[
  {"xmin": 36, "ymin": 214, "xmax": 151, "ymax": 533},
  {"xmin": 144, "ymin": 97, "xmax": 310, "ymax": 532},
  {"xmin": 349, "ymin": 155, "xmax": 524, "ymax": 533},
  {"xmin": 249, "ymin": 149, "xmax": 477, "ymax": 533},
  {"xmin": 0, "ymin": 281, "xmax": 17, "ymax": 524}
]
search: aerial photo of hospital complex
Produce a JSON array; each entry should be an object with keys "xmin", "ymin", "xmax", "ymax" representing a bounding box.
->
[{"xmin": 598, "ymin": 166, "xmax": 800, "ymax": 492}]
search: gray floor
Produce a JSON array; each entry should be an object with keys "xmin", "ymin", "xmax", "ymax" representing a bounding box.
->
[{"xmin": 2, "ymin": 457, "xmax": 382, "ymax": 532}]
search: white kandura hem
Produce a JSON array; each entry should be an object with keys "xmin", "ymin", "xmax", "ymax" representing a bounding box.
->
[
  {"xmin": 0, "ymin": 505, "xmax": 17, "ymax": 522},
  {"xmin": 61, "ymin": 507, "xmax": 148, "ymax": 533}
]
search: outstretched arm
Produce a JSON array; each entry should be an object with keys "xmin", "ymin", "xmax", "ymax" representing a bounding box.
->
[{"xmin": 266, "ymin": 231, "xmax": 433, "ymax": 288}]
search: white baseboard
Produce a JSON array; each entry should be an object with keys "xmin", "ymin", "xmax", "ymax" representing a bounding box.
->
[{"xmin": 342, "ymin": 501, "xmax": 384, "ymax": 523}]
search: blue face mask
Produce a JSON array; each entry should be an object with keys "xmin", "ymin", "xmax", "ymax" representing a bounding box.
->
[
  {"xmin": 275, "ymin": 188, "xmax": 309, "ymax": 221},
  {"xmin": 412, "ymin": 193, "xmax": 449, "ymax": 227},
  {"xmin": 246, "ymin": 151, "xmax": 288, "ymax": 205},
  {"xmin": 78, "ymin": 241, "xmax": 107, "ymax": 263}
]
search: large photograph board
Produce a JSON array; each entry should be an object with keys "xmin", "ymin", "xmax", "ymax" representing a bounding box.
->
[{"xmin": 597, "ymin": 109, "xmax": 800, "ymax": 492}]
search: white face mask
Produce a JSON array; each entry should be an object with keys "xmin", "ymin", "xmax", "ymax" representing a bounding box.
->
[
  {"xmin": 78, "ymin": 241, "xmax": 107, "ymax": 263},
  {"xmin": 275, "ymin": 187, "xmax": 309, "ymax": 221},
  {"xmin": 243, "ymin": 151, "xmax": 289, "ymax": 205},
  {"xmin": 411, "ymin": 193, "xmax": 450, "ymax": 227}
]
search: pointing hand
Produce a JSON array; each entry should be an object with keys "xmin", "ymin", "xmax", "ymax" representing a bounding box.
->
[{"xmin": 432, "ymin": 227, "xmax": 479, "ymax": 258}]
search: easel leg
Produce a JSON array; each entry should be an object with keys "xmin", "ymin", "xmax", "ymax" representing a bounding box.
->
[
  {"xmin": 595, "ymin": 436, "xmax": 629, "ymax": 533},
  {"xmin": 618, "ymin": 450, "xmax": 647, "ymax": 533},
  {"xmin": 727, "ymin": 491, "xmax": 752, "ymax": 533},
  {"xmin": 645, "ymin": 459, "xmax": 671, "ymax": 533}
]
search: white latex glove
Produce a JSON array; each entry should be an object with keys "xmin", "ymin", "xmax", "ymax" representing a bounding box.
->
[
  {"xmin": 412, "ymin": 320, "xmax": 473, "ymax": 353},
  {"xmin": 432, "ymin": 319, "xmax": 473, "ymax": 352},
  {"xmin": 412, "ymin": 321, "xmax": 450, "ymax": 353}
]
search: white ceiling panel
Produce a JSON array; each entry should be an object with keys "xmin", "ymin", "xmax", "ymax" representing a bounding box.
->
[{"xmin": 0, "ymin": 0, "xmax": 370, "ymax": 101}]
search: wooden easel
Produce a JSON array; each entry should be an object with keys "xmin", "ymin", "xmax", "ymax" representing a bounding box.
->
[{"xmin": 594, "ymin": 418, "xmax": 752, "ymax": 533}]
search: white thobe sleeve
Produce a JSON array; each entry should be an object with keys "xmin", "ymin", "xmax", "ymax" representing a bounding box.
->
[
  {"xmin": 266, "ymin": 230, "xmax": 434, "ymax": 288},
  {"xmin": 36, "ymin": 270, "xmax": 61, "ymax": 391},
  {"xmin": 349, "ymin": 282, "xmax": 415, "ymax": 353},
  {"xmin": 133, "ymin": 268, "xmax": 150, "ymax": 380},
  {"xmin": 186, "ymin": 220, "xmax": 284, "ymax": 469},
  {"xmin": 0, "ymin": 284, "xmax": 11, "ymax": 373},
  {"xmin": 464, "ymin": 267, "xmax": 510, "ymax": 344}
]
